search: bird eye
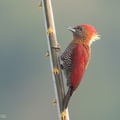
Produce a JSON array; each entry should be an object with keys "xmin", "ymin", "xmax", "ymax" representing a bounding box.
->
[{"xmin": 78, "ymin": 27, "xmax": 84, "ymax": 31}]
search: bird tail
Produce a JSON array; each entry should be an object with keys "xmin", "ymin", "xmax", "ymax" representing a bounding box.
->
[{"xmin": 63, "ymin": 87, "xmax": 74, "ymax": 110}]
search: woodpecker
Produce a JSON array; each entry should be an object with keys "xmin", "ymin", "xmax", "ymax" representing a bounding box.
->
[{"xmin": 61, "ymin": 24, "xmax": 100, "ymax": 110}]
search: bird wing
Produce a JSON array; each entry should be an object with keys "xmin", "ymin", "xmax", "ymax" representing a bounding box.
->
[{"xmin": 70, "ymin": 43, "xmax": 90, "ymax": 90}]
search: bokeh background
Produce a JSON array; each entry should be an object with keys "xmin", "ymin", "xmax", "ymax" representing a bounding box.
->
[{"xmin": 0, "ymin": 0, "xmax": 120, "ymax": 120}]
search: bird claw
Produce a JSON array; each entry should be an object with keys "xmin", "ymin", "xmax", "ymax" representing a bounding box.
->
[
  {"xmin": 53, "ymin": 68, "xmax": 59, "ymax": 75},
  {"xmin": 60, "ymin": 64, "xmax": 64, "ymax": 70}
]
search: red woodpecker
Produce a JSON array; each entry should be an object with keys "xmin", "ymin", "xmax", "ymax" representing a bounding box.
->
[{"xmin": 61, "ymin": 24, "xmax": 100, "ymax": 110}]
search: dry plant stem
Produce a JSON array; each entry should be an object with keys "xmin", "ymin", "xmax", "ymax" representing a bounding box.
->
[{"xmin": 41, "ymin": 0, "xmax": 70, "ymax": 120}]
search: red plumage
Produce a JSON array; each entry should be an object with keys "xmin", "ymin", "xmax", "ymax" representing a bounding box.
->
[
  {"xmin": 61, "ymin": 24, "xmax": 100, "ymax": 110},
  {"xmin": 71, "ymin": 43, "xmax": 90, "ymax": 91}
]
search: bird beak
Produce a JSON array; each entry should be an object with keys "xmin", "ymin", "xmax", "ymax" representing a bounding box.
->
[{"xmin": 67, "ymin": 26, "xmax": 76, "ymax": 33}]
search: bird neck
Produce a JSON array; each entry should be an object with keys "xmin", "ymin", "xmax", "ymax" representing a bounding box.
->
[{"xmin": 69, "ymin": 38, "xmax": 90, "ymax": 46}]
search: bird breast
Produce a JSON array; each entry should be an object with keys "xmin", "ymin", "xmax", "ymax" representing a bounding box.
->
[{"xmin": 61, "ymin": 45, "xmax": 76, "ymax": 86}]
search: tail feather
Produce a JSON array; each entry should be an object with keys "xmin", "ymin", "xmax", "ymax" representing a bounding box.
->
[{"xmin": 63, "ymin": 87, "xmax": 74, "ymax": 110}]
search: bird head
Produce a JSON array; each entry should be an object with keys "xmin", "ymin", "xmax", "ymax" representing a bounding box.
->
[{"xmin": 68, "ymin": 24, "xmax": 100, "ymax": 45}]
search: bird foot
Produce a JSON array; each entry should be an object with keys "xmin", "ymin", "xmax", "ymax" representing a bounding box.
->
[{"xmin": 60, "ymin": 64, "xmax": 64, "ymax": 70}]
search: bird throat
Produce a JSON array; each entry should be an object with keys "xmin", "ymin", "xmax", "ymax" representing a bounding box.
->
[{"xmin": 69, "ymin": 38, "xmax": 90, "ymax": 46}]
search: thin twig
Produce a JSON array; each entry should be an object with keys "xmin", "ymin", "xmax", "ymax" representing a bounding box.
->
[{"xmin": 41, "ymin": 0, "xmax": 70, "ymax": 120}]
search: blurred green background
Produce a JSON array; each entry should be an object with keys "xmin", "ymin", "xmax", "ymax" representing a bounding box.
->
[{"xmin": 0, "ymin": 0, "xmax": 120, "ymax": 120}]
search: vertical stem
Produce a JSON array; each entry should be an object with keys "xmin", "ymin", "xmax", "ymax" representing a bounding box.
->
[{"xmin": 41, "ymin": 0, "xmax": 70, "ymax": 120}]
